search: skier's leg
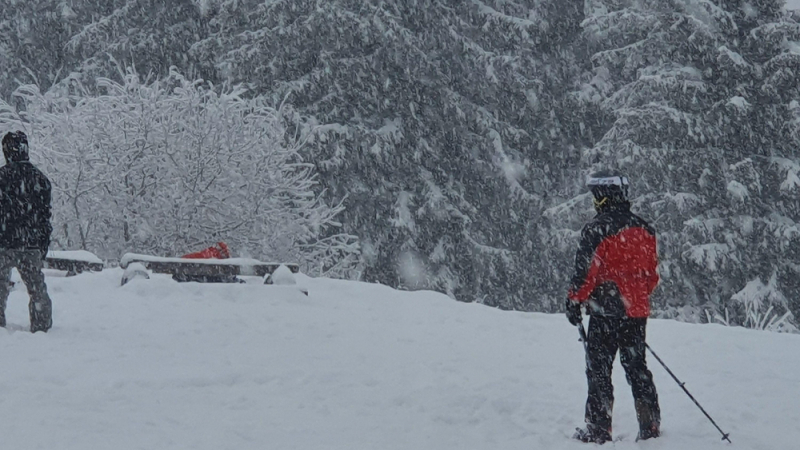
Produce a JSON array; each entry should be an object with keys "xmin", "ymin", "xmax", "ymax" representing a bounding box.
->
[
  {"xmin": 584, "ymin": 315, "xmax": 618, "ymax": 435},
  {"xmin": 0, "ymin": 252, "xmax": 13, "ymax": 327},
  {"xmin": 16, "ymin": 250, "xmax": 52, "ymax": 332},
  {"xmin": 619, "ymin": 318, "xmax": 660, "ymax": 438}
]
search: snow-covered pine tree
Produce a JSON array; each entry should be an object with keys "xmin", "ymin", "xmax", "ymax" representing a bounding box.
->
[
  {"xmin": 64, "ymin": 0, "xmax": 204, "ymax": 84},
  {"xmin": 0, "ymin": 0, "xmax": 77, "ymax": 99},
  {"xmin": 6, "ymin": 0, "xmax": 799, "ymax": 325},
  {"xmin": 747, "ymin": 14, "xmax": 800, "ymax": 325},
  {"xmin": 191, "ymin": 0, "xmax": 586, "ymax": 308},
  {"xmin": 0, "ymin": 0, "xmax": 205, "ymax": 99},
  {"xmin": 565, "ymin": 0, "xmax": 800, "ymax": 328}
]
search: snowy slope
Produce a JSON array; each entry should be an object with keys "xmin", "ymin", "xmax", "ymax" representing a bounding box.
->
[{"xmin": 1, "ymin": 270, "xmax": 798, "ymax": 450}]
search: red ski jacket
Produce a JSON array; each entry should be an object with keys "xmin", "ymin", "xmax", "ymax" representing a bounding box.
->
[{"xmin": 567, "ymin": 203, "xmax": 659, "ymax": 318}]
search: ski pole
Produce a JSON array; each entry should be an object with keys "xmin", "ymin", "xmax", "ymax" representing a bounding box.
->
[
  {"xmin": 645, "ymin": 343, "xmax": 732, "ymax": 444},
  {"xmin": 577, "ymin": 322, "xmax": 589, "ymax": 353},
  {"xmin": 577, "ymin": 322, "xmax": 590, "ymax": 371}
]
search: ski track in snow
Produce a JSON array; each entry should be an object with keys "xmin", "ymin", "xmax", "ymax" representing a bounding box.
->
[{"xmin": 1, "ymin": 269, "xmax": 798, "ymax": 449}]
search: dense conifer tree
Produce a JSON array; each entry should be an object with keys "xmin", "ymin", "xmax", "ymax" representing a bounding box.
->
[
  {"xmin": 560, "ymin": 0, "xmax": 799, "ymax": 327},
  {"xmin": 1, "ymin": 0, "xmax": 799, "ymax": 328}
]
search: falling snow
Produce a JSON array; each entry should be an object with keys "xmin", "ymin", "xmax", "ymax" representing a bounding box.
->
[{"xmin": 0, "ymin": 1, "xmax": 799, "ymax": 446}]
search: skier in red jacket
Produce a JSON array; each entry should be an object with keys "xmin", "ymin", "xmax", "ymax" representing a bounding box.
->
[{"xmin": 567, "ymin": 171, "xmax": 661, "ymax": 444}]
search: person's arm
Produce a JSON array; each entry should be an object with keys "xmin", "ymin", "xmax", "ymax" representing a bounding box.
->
[
  {"xmin": 37, "ymin": 176, "xmax": 52, "ymax": 256},
  {"xmin": 0, "ymin": 169, "xmax": 9, "ymax": 226},
  {"xmin": 644, "ymin": 228, "xmax": 660, "ymax": 296},
  {"xmin": 568, "ymin": 223, "xmax": 604, "ymax": 303}
]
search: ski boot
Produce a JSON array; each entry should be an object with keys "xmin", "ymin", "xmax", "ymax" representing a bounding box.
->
[
  {"xmin": 636, "ymin": 422, "xmax": 660, "ymax": 441},
  {"xmin": 29, "ymin": 301, "xmax": 52, "ymax": 333},
  {"xmin": 573, "ymin": 424, "xmax": 612, "ymax": 444}
]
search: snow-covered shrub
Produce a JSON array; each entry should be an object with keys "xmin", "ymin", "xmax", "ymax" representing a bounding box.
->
[
  {"xmin": 0, "ymin": 68, "xmax": 359, "ymax": 277},
  {"xmin": 707, "ymin": 274, "xmax": 797, "ymax": 333}
]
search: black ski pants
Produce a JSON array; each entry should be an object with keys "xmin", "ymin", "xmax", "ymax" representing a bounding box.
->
[
  {"xmin": 0, "ymin": 249, "xmax": 52, "ymax": 329},
  {"xmin": 584, "ymin": 315, "xmax": 660, "ymax": 432}
]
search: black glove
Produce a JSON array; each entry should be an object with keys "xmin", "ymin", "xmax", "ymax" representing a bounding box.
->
[
  {"xmin": 40, "ymin": 237, "xmax": 50, "ymax": 261},
  {"xmin": 565, "ymin": 299, "xmax": 582, "ymax": 326}
]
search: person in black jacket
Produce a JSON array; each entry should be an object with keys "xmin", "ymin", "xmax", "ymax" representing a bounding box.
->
[
  {"xmin": 567, "ymin": 171, "xmax": 661, "ymax": 444},
  {"xmin": 0, "ymin": 131, "xmax": 53, "ymax": 333}
]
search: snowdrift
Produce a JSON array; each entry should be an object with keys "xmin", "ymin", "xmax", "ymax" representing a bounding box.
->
[{"xmin": 1, "ymin": 269, "xmax": 797, "ymax": 449}]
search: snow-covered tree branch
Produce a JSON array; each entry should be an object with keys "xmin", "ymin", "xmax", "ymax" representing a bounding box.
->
[{"xmin": 1, "ymin": 68, "xmax": 359, "ymax": 277}]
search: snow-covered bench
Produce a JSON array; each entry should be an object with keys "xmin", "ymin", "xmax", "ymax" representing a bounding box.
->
[
  {"xmin": 44, "ymin": 250, "xmax": 104, "ymax": 276},
  {"xmin": 119, "ymin": 253, "xmax": 300, "ymax": 285}
]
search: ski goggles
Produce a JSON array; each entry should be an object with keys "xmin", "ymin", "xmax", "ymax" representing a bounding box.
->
[{"xmin": 586, "ymin": 175, "xmax": 629, "ymax": 188}]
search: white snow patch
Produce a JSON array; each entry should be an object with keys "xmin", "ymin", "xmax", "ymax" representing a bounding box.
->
[
  {"xmin": 60, "ymin": 3, "xmax": 78, "ymax": 20},
  {"xmin": 727, "ymin": 180, "xmax": 750, "ymax": 201},
  {"xmin": 1, "ymin": 270, "xmax": 798, "ymax": 449},
  {"xmin": 718, "ymin": 46, "xmax": 748, "ymax": 68},
  {"xmin": 389, "ymin": 191, "xmax": 416, "ymax": 233},
  {"xmin": 315, "ymin": 123, "xmax": 349, "ymax": 135},
  {"xmin": 377, "ymin": 118, "xmax": 404, "ymax": 143},
  {"xmin": 683, "ymin": 243, "xmax": 733, "ymax": 272},
  {"xmin": 489, "ymin": 129, "xmax": 531, "ymax": 199},
  {"xmin": 727, "ymin": 96, "xmax": 750, "ymax": 110},
  {"xmin": 397, "ymin": 250, "xmax": 428, "ymax": 289},
  {"xmin": 543, "ymin": 192, "xmax": 592, "ymax": 220},
  {"xmin": 663, "ymin": 192, "xmax": 703, "ymax": 212},
  {"xmin": 741, "ymin": 1, "xmax": 758, "ymax": 19},
  {"xmin": 120, "ymin": 253, "xmax": 271, "ymax": 267},
  {"xmin": 194, "ymin": 0, "xmax": 215, "ymax": 16},
  {"xmin": 269, "ymin": 264, "xmax": 296, "ymax": 285},
  {"xmin": 730, "ymin": 274, "xmax": 794, "ymax": 332},
  {"xmin": 785, "ymin": 40, "xmax": 800, "ymax": 55},
  {"xmin": 420, "ymin": 170, "xmax": 448, "ymax": 217},
  {"xmin": 121, "ymin": 262, "xmax": 149, "ymax": 285},
  {"xmin": 682, "ymin": 0, "xmax": 723, "ymax": 32},
  {"xmin": 781, "ymin": 170, "xmax": 800, "ymax": 192},
  {"xmin": 47, "ymin": 250, "xmax": 103, "ymax": 264}
]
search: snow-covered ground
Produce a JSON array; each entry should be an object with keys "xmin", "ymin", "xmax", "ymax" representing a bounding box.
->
[{"xmin": 1, "ymin": 269, "xmax": 798, "ymax": 450}]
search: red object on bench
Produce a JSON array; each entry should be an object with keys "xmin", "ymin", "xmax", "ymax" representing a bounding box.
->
[{"xmin": 182, "ymin": 242, "xmax": 231, "ymax": 260}]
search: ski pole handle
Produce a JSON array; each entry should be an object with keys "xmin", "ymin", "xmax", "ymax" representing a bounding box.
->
[
  {"xmin": 577, "ymin": 322, "xmax": 590, "ymax": 370},
  {"xmin": 578, "ymin": 322, "xmax": 588, "ymax": 351}
]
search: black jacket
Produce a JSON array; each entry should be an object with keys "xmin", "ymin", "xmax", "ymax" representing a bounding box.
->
[
  {"xmin": 568, "ymin": 202, "xmax": 659, "ymax": 318},
  {"xmin": 0, "ymin": 161, "xmax": 52, "ymax": 251}
]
